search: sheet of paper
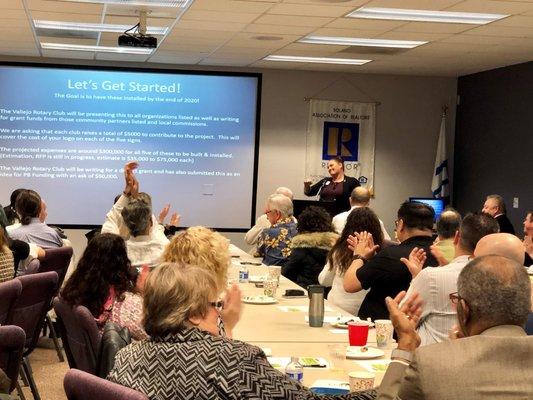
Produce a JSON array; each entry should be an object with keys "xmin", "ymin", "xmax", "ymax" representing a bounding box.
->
[
  {"xmin": 356, "ymin": 359, "xmax": 392, "ymax": 373},
  {"xmin": 267, "ymin": 357, "xmax": 329, "ymax": 369}
]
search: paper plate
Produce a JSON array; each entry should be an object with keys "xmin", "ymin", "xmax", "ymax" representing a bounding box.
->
[
  {"xmin": 249, "ymin": 275, "xmax": 267, "ymax": 283},
  {"xmin": 346, "ymin": 346, "xmax": 385, "ymax": 360},
  {"xmin": 242, "ymin": 296, "xmax": 277, "ymax": 305},
  {"xmin": 331, "ymin": 317, "xmax": 374, "ymax": 329}
]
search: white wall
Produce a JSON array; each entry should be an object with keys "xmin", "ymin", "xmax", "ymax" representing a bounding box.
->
[{"xmin": 1, "ymin": 57, "xmax": 457, "ymax": 256}]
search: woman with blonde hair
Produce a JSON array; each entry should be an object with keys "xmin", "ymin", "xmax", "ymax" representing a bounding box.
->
[
  {"xmin": 161, "ymin": 226, "xmax": 241, "ymax": 337},
  {"xmin": 108, "ymin": 263, "xmax": 376, "ymax": 400},
  {"xmin": 0, "ymin": 226, "xmax": 14, "ymax": 283}
]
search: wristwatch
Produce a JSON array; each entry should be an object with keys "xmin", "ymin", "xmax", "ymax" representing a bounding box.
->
[
  {"xmin": 391, "ymin": 348, "xmax": 413, "ymax": 363},
  {"xmin": 352, "ymin": 254, "xmax": 367, "ymax": 263}
]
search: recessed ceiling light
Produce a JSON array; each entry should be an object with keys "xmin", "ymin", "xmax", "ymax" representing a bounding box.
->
[
  {"xmin": 41, "ymin": 42, "xmax": 154, "ymax": 54},
  {"xmin": 53, "ymin": 0, "xmax": 191, "ymax": 7},
  {"xmin": 299, "ymin": 36, "xmax": 427, "ymax": 49},
  {"xmin": 347, "ymin": 7, "xmax": 508, "ymax": 25},
  {"xmin": 263, "ymin": 55, "xmax": 371, "ymax": 65},
  {"xmin": 34, "ymin": 20, "xmax": 168, "ymax": 35}
]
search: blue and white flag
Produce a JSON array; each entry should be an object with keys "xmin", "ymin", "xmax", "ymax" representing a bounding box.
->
[{"xmin": 431, "ymin": 115, "xmax": 449, "ymax": 200}]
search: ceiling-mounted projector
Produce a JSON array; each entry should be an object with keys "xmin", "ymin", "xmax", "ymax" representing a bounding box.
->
[
  {"xmin": 118, "ymin": 34, "xmax": 157, "ymax": 48},
  {"xmin": 118, "ymin": 10, "xmax": 157, "ymax": 49}
]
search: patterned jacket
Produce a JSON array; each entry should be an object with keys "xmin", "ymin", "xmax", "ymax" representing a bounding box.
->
[
  {"xmin": 257, "ymin": 217, "xmax": 298, "ymax": 266},
  {"xmin": 108, "ymin": 327, "xmax": 376, "ymax": 400}
]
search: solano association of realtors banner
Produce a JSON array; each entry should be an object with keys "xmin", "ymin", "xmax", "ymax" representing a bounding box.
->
[{"xmin": 305, "ymin": 99, "xmax": 376, "ymax": 189}]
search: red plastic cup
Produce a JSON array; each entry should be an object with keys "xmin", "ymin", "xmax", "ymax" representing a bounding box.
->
[{"xmin": 348, "ymin": 321, "xmax": 370, "ymax": 346}]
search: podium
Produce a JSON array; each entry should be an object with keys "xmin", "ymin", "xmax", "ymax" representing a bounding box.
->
[{"xmin": 293, "ymin": 199, "xmax": 349, "ymax": 218}]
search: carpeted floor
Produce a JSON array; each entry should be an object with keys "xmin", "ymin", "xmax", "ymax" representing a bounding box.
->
[{"xmin": 17, "ymin": 338, "xmax": 69, "ymax": 400}]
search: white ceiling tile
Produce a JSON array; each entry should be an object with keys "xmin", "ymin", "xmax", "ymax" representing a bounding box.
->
[
  {"xmin": 309, "ymin": 27, "xmax": 386, "ymax": 38},
  {"xmin": 0, "ymin": 48, "xmax": 40, "ymax": 57},
  {"xmin": 175, "ymin": 19, "xmax": 248, "ymax": 31},
  {"xmin": 27, "ymin": 0, "xmax": 103, "ymax": 14},
  {"xmin": 0, "ymin": 8, "xmax": 27, "ymax": 18},
  {"xmin": 254, "ymin": 14, "xmax": 334, "ymax": 27},
  {"xmin": 41, "ymin": 49, "xmax": 95, "ymax": 59},
  {"xmin": 147, "ymin": 53, "xmax": 202, "ymax": 64},
  {"xmin": 31, "ymin": 11, "xmax": 101, "ymax": 22},
  {"xmin": 276, "ymin": 42, "xmax": 351, "ymax": 53},
  {"xmin": 244, "ymin": 23, "xmax": 314, "ymax": 35},
  {"xmin": 199, "ymin": 58, "xmax": 255, "ymax": 66},
  {"xmin": 189, "ymin": 0, "xmax": 274, "ymax": 13},
  {"xmin": 166, "ymin": 28, "xmax": 236, "ymax": 40},
  {"xmin": 0, "ymin": 18, "xmax": 33, "ymax": 28},
  {"xmin": 224, "ymin": 32, "xmax": 300, "ymax": 48},
  {"xmin": 393, "ymin": 22, "xmax": 475, "ymax": 34},
  {"xmin": 376, "ymin": 31, "xmax": 452, "ymax": 41},
  {"xmin": 0, "ymin": 0, "xmax": 24, "ymax": 10},
  {"xmin": 463, "ymin": 24, "xmax": 533, "ymax": 37},
  {"xmin": 444, "ymin": 0, "xmax": 533, "ymax": 14},
  {"xmin": 363, "ymin": 0, "xmax": 464, "ymax": 10},
  {"xmin": 103, "ymin": 15, "xmax": 174, "ymax": 27},
  {"xmin": 267, "ymin": 3, "xmax": 354, "ymax": 17},
  {"xmin": 182, "ymin": 9, "xmax": 260, "ymax": 23},
  {"xmin": 487, "ymin": 15, "xmax": 533, "ymax": 27},
  {"xmin": 325, "ymin": 18, "xmax": 407, "ymax": 31},
  {"xmin": 95, "ymin": 53, "xmax": 150, "ymax": 62}
]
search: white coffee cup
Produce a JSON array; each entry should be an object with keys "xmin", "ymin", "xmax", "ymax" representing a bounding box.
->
[
  {"xmin": 348, "ymin": 371, "xmax": 375, "ymax": 392},
  {"xmin": 374, "ymin": 319, "xmax": 394, "ymax": 348}
]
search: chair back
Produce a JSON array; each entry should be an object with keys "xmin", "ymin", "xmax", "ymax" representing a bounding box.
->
[
  {"xmin": 38, "ymin": 247, "xmax": 73, "ymax": 290},
  {"xmin": 0, "ymin": 279, "xmax": 22, "ymax": 325},
  {"xmin": 0, "ymin": 325, "xmax": 25, "ymax": 394},
  {"xmin": 53, "ymin": 297, "xmax": 101, "ymax": 374},
  {"xmin": 64, "ymin": 369, "xmax": 148, "ymax": 400},
  {"xmin": 6, "ymin": 272, "xmax": 58, "ymax": 353},
  {"xmin": 17, "ymin": 258, "xmax": 40, "ymax": 276}
]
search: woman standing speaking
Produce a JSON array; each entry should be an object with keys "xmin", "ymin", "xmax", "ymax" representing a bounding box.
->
[{"xmin": 304, "ymin": 156, "xmax": 360, "ymax": 215}]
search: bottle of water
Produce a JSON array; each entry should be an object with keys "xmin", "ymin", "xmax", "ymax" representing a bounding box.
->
[
  {"xmin": 239, "ymin": 265, "xmax": 249, "ymax": 283},
  {"xmin": 285, "ymin": 357, "xmax": 304, "ymax": 383}
]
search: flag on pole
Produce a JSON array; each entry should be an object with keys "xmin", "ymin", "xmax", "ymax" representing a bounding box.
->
[{"xmin": 431, "ymin": 113, "xmax": 449, "ymax": 201}]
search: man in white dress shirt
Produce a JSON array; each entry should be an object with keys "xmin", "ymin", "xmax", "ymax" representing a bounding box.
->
[
  {"xmin": 332, "ymin": 187, "xmax": 390, "ymax": 240},
  {"xmin": 401, "ymin": 213, "xmax": 499, "ymax": 345}
]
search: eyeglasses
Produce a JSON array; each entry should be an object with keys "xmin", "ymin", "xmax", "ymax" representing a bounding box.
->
[
  {"xmin": 209, "ymin": 300, "xmax": 224, "ymax": 312},
  {"xmin": 265, "ymin": 209, "xmax": 276, "ymax": 215},
  {"xmin": 448, "ymin": 292, "xmax": 462, "ymax": 304}
]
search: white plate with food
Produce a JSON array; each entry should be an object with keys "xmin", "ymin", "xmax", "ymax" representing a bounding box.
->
[
  {"xmin": 346, "ymin": 346, "xmax": 385, "ymax": 360},
  {"xmin": 242, "ymin": 295, "xmax": 278, "ymax": 305},
  {"xmin": 331, "ymin": 317, "xmax": 374, "ymax": 329}
]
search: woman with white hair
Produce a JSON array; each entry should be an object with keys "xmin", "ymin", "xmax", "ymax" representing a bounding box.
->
[
  {"xmin": 108, "ymin": 262, "xmax": 377, "ymax": 400},
  {"xmin": 257, "ymin": 194, "xmax": 298, "ymax": 266}
]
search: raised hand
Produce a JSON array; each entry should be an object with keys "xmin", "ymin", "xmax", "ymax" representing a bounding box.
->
[
  {"xmin": 386, "ymin": 291, "xmax": 423, "ymax": 351},
  {"xmin": 401, "ymin": 247, "xmax": 427, "ymax": 278},
  {"xmin": 158, "ymin": 204, "xmax": 171, "ymax": 224},
  {"xmin": 169, "ymin": 213, "xmax": 181, "ymax": 227},
  {"xmin": 123, "ymin": 161, "xmax": 138, "ymax": 196},
  {"xmin": 352, "ymin": 231, "xmax": 380, "ymax": 260},
  {"xmin": 220, "ymin": 284, "xmax": 243, "ymax": 338}
]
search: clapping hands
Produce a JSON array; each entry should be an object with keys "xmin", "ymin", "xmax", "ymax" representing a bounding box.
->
[
  {"xmin": 401, "ymin": 247, "xmax": 427, "ymax": 278},
  {"xmin": 347, "ymin": 231, "xmax": 380, "ymax": 261}
]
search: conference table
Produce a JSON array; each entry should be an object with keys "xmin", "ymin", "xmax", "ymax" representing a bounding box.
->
[{"xmin": 228, "ymin": 244, "xmax": 394, "ymax": 389}]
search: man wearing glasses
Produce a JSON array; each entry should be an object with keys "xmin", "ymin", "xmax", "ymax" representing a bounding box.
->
[{"xmin": 378, "ymin": 254, "xmax": 532, "ymax": 400}]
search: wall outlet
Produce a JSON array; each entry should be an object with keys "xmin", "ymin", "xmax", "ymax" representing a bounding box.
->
[{"xmin": 513, "ymin": 197, "xmax": 519, "ymax": 208}]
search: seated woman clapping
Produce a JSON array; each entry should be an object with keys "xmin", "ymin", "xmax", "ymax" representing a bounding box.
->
[
  {"xmin": 319, "ymin": 207, "xmax": 384, "ymax": 315},
  {"xmin": 61, "ymin": 233, "xmax": 147, "ymax": 340},
  {"xmin": 161, "ymin": 226, "xmax": 241, "ymax": 337},
  {"xmin": 108, "ymin": 263, "xmax": 376, "ymax": 400}
]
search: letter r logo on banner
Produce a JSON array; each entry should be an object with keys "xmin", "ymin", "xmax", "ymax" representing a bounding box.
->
[{"xmin": 322, "ymin": 121, "xmax": 359, "ymax": 161}]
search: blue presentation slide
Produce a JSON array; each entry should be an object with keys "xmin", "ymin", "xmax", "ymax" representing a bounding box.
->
[{"xmin": 0, "ymin": 65, "xmax": 259, "ymax": 229}]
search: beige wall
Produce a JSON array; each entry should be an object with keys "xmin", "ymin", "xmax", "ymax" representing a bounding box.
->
[{"xmin": 1, "ymin": 57, "xmax": 457, "ymax": 255}]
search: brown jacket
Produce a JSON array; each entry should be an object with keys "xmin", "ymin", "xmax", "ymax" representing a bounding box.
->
[{"xmin": 378, "ymin": 325, "xmax": 533, "ymax": 400}]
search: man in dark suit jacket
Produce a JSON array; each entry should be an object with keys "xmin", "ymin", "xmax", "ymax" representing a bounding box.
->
[
  {"xmin": 482, "ymin": 194, "xmax": 515, "ymax": 234},
  {"xmin": 378, "ymin": 254, "xmax": 532, "ymax": 400}
]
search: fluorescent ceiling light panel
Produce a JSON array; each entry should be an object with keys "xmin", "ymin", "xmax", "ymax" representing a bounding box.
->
[
  {"xmin": 53, "ymin": 0, "xmax": 191, "ymax": 6},
  {"xmin": 41, "ymin": 42, "xmax": 154, "ymax": 54},
  {"xmin": 263, "ymin": 55, "xmax": 371, "ymax": 65},
  {"xmin": 299, "ymin": 36, "xmax": 427, "ymax": 48},
  {"xmin": 347, "ymin": 7, "xmax": 508, "ymax": 25},
  {"xmin": 34, "ymin": 20, "xmax": 168, "ymax": 35}
]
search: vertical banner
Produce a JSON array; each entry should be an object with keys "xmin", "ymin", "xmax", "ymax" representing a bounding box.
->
[
  {"xmin": 431, "ymin": 114, "xmax": 450, "ymax": 202},
  {"xmin": 305, "ymin": 99, "xmax": 376, "ymax": 188}
]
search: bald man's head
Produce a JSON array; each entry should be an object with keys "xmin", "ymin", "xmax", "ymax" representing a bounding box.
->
[
  {"xmin": 350, "ymin": 187, "xmax": 370, "ymax": 206},
  {"xmin": 474, "ymin": 233, "xmax": 525, "ymax": 264}
]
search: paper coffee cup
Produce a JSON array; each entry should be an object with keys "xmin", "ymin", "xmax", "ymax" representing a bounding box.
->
[
  {"xmin": 375, "ymin": 319, "xmax": 393, "ymax": 348},
  {"xmin": 348, "ymin": 371, "xmax": 375, "ymax": 392}
]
